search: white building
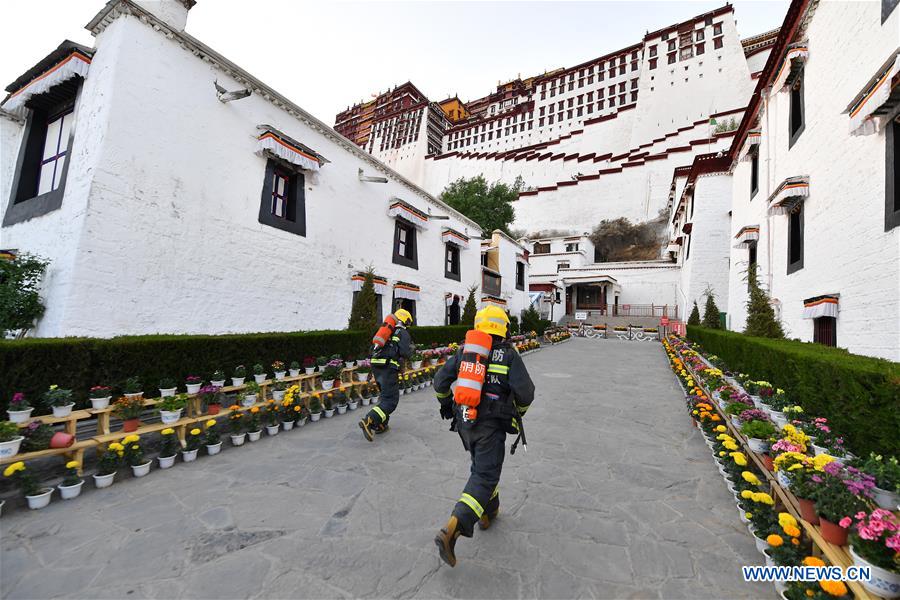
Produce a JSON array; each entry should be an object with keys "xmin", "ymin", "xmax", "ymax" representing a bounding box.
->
[
  {"xmin": 479, "ymin": 230, "xmax": 531, "ymax": 319},
  {"xmin": 0, "ymin": 0, "xmax": 528, "ymax": 337}
]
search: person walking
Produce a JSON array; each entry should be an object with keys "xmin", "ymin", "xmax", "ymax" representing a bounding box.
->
[
  {"xmin": 358, "ymin": 308, "xmax": 414, "ymax": 441},
  {"xmin": 431, "ymin": 306, "xmax": 535, "ymax": 567}
]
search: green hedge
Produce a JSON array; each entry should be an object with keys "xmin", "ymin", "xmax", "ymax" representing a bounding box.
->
[
  {"xmin": 686, "ymin": 326, "xmax": 900, "ymax": 457},
  {"xmin": 0, "ymin": 325, "xmax": 468, "ymax": 414}
]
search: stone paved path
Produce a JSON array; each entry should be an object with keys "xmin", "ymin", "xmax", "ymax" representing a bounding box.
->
[{"xmin": 1, "ymin": 339, "xmax": 773, "ymax": 599}]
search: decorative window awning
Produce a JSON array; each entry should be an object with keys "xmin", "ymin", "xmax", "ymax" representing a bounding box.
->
[
  {"xmin": 444, "ymin": 293, "xmax": 462, "ymax": 306},
  {"xmin": 393, "ymin": 281, "xmax": 420, "ymax": 300},
  {"xmin": 733, "ymin": 225, "xmax": 760, "ymax": 248},
  {"xmin": 441, "ymin": 228, "xmax": 469, "ymax": 249},
  {"xmin": 738, "ymin": 129, "xmax": 762, "ymax": 162},
  {"xmin": 351, "ymin": 272, "xmax": 387, "ymax": 295},
  {"xmin": 846, "ymin": 50, "xmax": 900, "ymax": 136},
  {"xmin": 256, "ymin": 126, "xmax": 327, "ymax": 172},
  {"xmin": 388, "ymin": 199, "xmax": 429, "ymax": 230},
  {"xmin": 771, "ymin": 45, "xmax": 808, "ymax": 93},
  {"xmin": 768, "ymin": 176, "xmax": 809, "ymax": 215},
  {"xmin": 802, "ymin": 294, "xmax": 839, "ymax": 319},
  {"xmin": 2, "ymin": 50, "xmax": 91, "ymax": 117},
  {"xmin": 482, "ymin": 295, "xmax": 507, "ymax": 307}
]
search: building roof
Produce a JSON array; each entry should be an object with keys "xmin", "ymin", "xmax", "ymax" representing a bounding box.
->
[{"xmin": 4, "ymin": 40, "xmax": 94, "ymax": 95}]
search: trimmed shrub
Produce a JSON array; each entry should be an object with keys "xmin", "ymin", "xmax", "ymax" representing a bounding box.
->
[
  {"xmin": 686, "ymin": 326, "xmax": 900, "ymax": 456},
  {"xmin": 0, "ymin": 325, "xmax": 468, "ymax": 413}
]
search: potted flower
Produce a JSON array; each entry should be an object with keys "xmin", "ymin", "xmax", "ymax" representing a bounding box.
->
[
  {"xmin": 322, "ymin": 393, "xmax": 335, "ymax": 418},
  {"xmin": 7, "ymin": 392, "xmax": 33, "ymax": 423},
  {"xmin": 242, "ymin": 381, "xmax": 260, "ymax": 407},
  {"xmin": 814, "ymin": 463, "xmax": 872, "ymax": 545},
  {"xmin": 158, "ymin": 428, "xmax": 179, "ymax": 468},
  {"xmin": 740, "ymin": 419, "xmax": 776, "ymax": 454},
  {"xmin": 183, "ymin": 428, "xmax": 202, "ymax": 461},
  {"xmin": 228, "ymin": 407, "xmax": 246, "ymax": 445},
  {"xmin": 89, "ymin": 386, "xmax": 113, "ymax": 410},
  {"xmin": 246, "ymin": 407, "xmax": 262, "ymax": 441},
  {"xmin": 280, "ymin": 399, "xmax": 296, "ymax": 431},
  {"xmin": 272, "ymin": 361, "xmax": 286, "ymax": 381},
  {"xmin": 123, "ymin": 434, "xmax": 151, "ymax": 477},
  {"xmin": 360, "ymin": 384, "xmax": 372, "ymax": 407},
  {"xmin": 370, "ymin": 382, "xmax": 380, "ymax": 404},
  {"xmin": 845, "ymin": 509, "xmax": 900, "ymax": 598},
  {"xmin": 159, "ymin": 377, "xmax": 177, "ymax": 398},
  {"xmin": 186, "ymin": 375, "xmax": 203, "ymax": 394},
  {"xmin": 0, "ymin": 421, "xmax": 24, "ymax": 459},
  {"xmin": 204, "ymin": 419, "xmax": 222, "ymax": 455},
  {"xmin": 289, "ymin": 361, "xmax": 301, "ymax": 377},
  {"xmin": 20, "ymin": 421, "xmax": 52, "ymax": 453},
  {"xmin": 303, "ymin": 356, "xmax": 316, "ymax": 375},
  {"xmin": 410, "ymin": 349, "xmax": 423, "ymax": 370},
  {"xmin": 355, "ymin": 361, "xmax": 371, "ymax": 382},
  {"xmin": 293, "ymin": 404, "xmax": 308, "ymax": 426},
  {"xmin": 272, "ymin": 381, "xmax": 288, "ymax": 401},
  {"xmin": 122, "ymin": 377, "xmax": 143, "ymax": 400},
  {"xmin": 321, "ymin": 359, "xmax": 343, "ymax": 390},
  {"xmin": 58, "ymin": 460, "xmax": 84, "ymax": 500},
  {"xmin": 252, "ymin": 364, "xmax": 266, "ymax": 384},
  {"xmin": 232, "ymin": 365, "xmax": 247, "ymax": 386},
  {"xmin": 316, "ymin": 356, "xmax": 328, "ymax": 372},
  {"xmin": 854, "ymin": 453, "xmax": 900, "ymax": 509},
  {"xmin": 347, "ymin": 387, "xmax": 359, "ymax": 411},
  {"xmin": 43, "ymin": 385, "xmax": 75, "ymax": 418},
  {"xmin": 264, "ymin": 401, "xmax": 280, "ymax": 435},
  {"xmin": 4, "ymin": 461, "xmax": 52, "ymax": 509},
  {"xmin": 308, "ymin": 394, "xmax": 323, "ymax": 422},
  {"xmin": 210, "ymin": 370, "xmax": 226, "ymax": 387},
  {"xmin": 157, "ymin": 393, "xmax": 187, "ymax": 424},
  {"xmin": 344, "ymin": 356, "xmax": 356, "ymax": 369},
  {"xmin": 94, "ymin": 443, "xmax": 122, "ymax": 488},
  {"xmin": 335, "ymin": 390, "xmax": 348, "ymax": 415},
  {"xmin": 113, "ymin": 396, "xmax": 145, "ymax": 432},
  {"xmin": 198, "ymin": 385, "xmax": 223, "ymax": 415}
]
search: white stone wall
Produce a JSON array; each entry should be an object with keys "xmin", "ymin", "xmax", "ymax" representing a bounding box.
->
[
  {"xmin": 726, "ymin": 0, "xmax": 900, "ymax": 361},
  {"xmin": 485, "ymin": 231, "xmax": 530, "ymax": 318}
]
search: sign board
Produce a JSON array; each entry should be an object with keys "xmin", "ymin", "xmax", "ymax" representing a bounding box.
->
[
  {"xmin": 574, "ymin": 311, "xmax": 588, "ymax": 321},
  {"xmin": 660, "ymin": 317, "xmax": 669, "ymax": 326},
  {"xmin": 622, "ymin": 304, "xmax": 631, "ymax": 311}
]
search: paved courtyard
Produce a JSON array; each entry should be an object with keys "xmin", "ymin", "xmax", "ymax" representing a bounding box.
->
[{"xmin": 1, "ymin": 339, "xmax": 772, "ymax": 599}]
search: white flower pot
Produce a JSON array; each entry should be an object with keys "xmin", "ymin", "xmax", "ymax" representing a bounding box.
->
[
  {"xmin": 7, "ymin": 407, "xmax": 34, "ymax": 423},
  {"xmin": 210, "ymin": 380, "xmax": 226, "ymax": 387},
  {"xmin": 730, "ymin": 416, "xmax": 742, "ymax": 429},
  {"xmin": 94, "ymin": 472, "xmax": 116, "ymax": 488},
  {"xmin": 247, "ymin": 430, "xmax": 262, "ymax": 442},
  {"xmin": 124, "ymin": 392, "xmax": 144, "ymax": 400},
  {"xmin": 0, "ymin": 436, "xmax": 24, "ymax": 459},
  {"xmin": 158, "ymin": 455, "xmax": 176, "ymax": 469},
  {"xmin": 289, "ymin": 369, "xmax": 300, "ymax": 377},
  {"xmin": 738, "ymin": 509, "xmax": 750, "ymax": 524},
  {"xmin": 159, "ymin": 388, "xmax": 177, "ymax": 398},
  {"xmin": 266, "ymin": 425, "xmax": 280, "ymax": 436},
  {"xmin": 776, "ymin": 470, "xmax": 791, "ymax": 489},
  {"xmin": 372, "ymin": 396, "xmax": 380, "ymax": 404},
  {"xmin": 348, "ymin": 401, "xmax": 358, "ymax": 411},
  {"xmin": 345, "ymin": 361, "xmax": 355, "ymax": 369},
  {"xmin": 337, "ymin": 405, "xmax": 347, "ymax": 415},
  {"xmin": 812, "ymin": 443, "xmax": 828, "ymax": 456},
  {"xmin": 232, "ymin": 377, "xmax": 245, "ymax": 386},
  {"xmin": 412, "ymin": 361, "xmax": 423, "ymax": 370},
  {"xmin": 324, "ymin": 409, "xmax": 334, "ymax": 418},
  {"xmin": 322, "ymin": 381, "xmax": 335, "ymax": 391},
  {"xmin": 749, "ymin": 395, "xmax": 762, "ymax": 409},
  {"xmin": 850, "ymin": 546, "xmax": 900, "ymax": 598},
  {"xmin": 230, "ymin": 433, "xmax": 246, "ymax": 446},
  {"xmin": 182, "ymin": 449, "xmax": 199, "ymax": 462},
  {"xmin": 58, "ymin": 480, "xmax": 84, "ymax": 500},
  {"xmin": 770, "ymin": 411, "xmax": 787, "ymax": 429},
  {"xmin": 752, "ymin": 532, "xmax": 768, "ymax": 555},
  {"xmin": 160, "ymin": 409, "xmax": 183, "ymax": 424},
  {"xmin": 241, "ymin": 394, "xmax": 256, "ymax": 408},
  {"xmin": 272, "ymin": 390, "xmax": 286, "ymax": 401},
  {"xmin": 90, "ymin": 397, "xmax": 111, "ymax": 410},
  {"xmin": 297, "ymin": 417, "xmax": 307, "ymax": 427},
  {"xmin": 282, "ymin": 420, "xmax": 294, "ymax": 431},
  {"xmin": 355, "ymin": 372, "xmax": 369, "ymax": 382},
  {"xmin": 206, "ymin": 442, "xmax": 222, "ymax": 455},
  {"xmin": 304, "ymin": 367, "xmax": 315, "ymax": 375},
  {"xmin": 872, "ymin": 485, "xmax": 900, "ymax": 510},
  {"xmin": 362, "ymin": 397, "xmax": 371, "ymax": 406},
  {"xmin": 310, "ymin": 413, "xmax": 321, "ymax": 422},
  {"xmin": 186, "ymin": 383, "xmax": 203, "ymax": 394},
  {"xmin": 26, "ymin": 488, "xmax": 53, "ymax": 510},
  {"xmin": 131, "ymin": 461, "xmax": 152, "ymax": 477},
  {"xmin": 274, "ymin": 371, "xmax": 286, "ymax": 381},
  {"xmin": 253, "ymin": 374, "xmax": 267, "ymax": 384},
  {"xmin": 747, "ymin": 437, "xmax": 769, "ymax": 454},
  {"xmin": 52, "ymin": 403, "xmax": 76, "ymax": 418}
]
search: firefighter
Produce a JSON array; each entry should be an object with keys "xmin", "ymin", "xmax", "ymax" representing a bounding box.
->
[
  {"xmin": 432, "ymin": 306, "xmax": 535, "ymax": 567},
  {"xmin": 359, "ymin": 308, "xmax": 414, "ymax": 442}
]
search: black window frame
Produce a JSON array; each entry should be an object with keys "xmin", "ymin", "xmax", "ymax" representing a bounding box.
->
[
  {"xmin": 444, "ymin": 243, "xmax": 461, "ymax": 281},
  {"xmin": 886, "ymin": 116, "xmax": 900, "ymax": 231},
  {"xmin": 392, "ymin": 219, "xmax": 418, "ymax": 269},
  {"xmin": 884, "ymin": 0, "xmax": 899, "ymax": 22},
  {"xmin": 750, "ymin": 146, "xmax": 760, "ymax": 199},
  {"xmin": 532, "ymin": 242, "xmax": 550, "ymax": 254},
  {"xmin": 258, "ymin": 158, "xmax": 306, "ymax": 236},
  {"xmin": 515, "ymin": 262, "xmax": 525, "ymax": 291},
  {"xmin": 787, "ymin": 204, "xmax": 804, "ymax": 274},
  {"xmin": 747, "ymin": 243, "xmax": 758, "ymax": 292},
  {"xmin": 789, "ymin": 71, "xmax": 806, "ymax": 148}
]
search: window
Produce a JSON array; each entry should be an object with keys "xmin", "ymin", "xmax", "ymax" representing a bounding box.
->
[
  {"xmin": 747, "ymin": 244, "xmax": 758, "ymax": 292},
  {"xmin": 668, "ymin": 40, "xmax": 676, "ymax": 51},
  {"xmin": 696, "ymin": 29, "xmax": 705, "ymax": 41},
  {"xmin": 885, "ymin": 0, "xmax": 900, "ymax": 21},
  {"xmin": 618, "ymin": 66, "xmax": 625, "ymax": 76},
  {"xmin": 787, "ymin": 204, "xmax": 804, "ymax": 274},
  {"xmin": 354, "ymin": 290, "xmax": 384, "ymax": 323},
  {"xmin": 713, "ymin": 22, "xmax": 722, "ymax": 36},
  {"xmin": 668, "ymin": 53, "xmax": 676, "ymax": 65},
  {"xmin": 886, "ymin": 117, "xmax": 900, "ymax": 230},
  {"xmin": 394, "ymin": 297, "xmax": 416, "ymax": 323},
  {"xmin": 649, "ymin": 58, "xmax": 658, "ymax": 70},
  {"xmin": 750, "ymin": 147, "xmax": 759, "ymax": 198},
  {"xmin": 565, "ymin": 242, "xmax": 579, "ymax": 252},
  {"xmin": 714, "ymin": 37, "xmax": 723, "ymax": 50},
  {"xmin": 696, "ymin": 42, "xmax": 705, "ymax": 55},
  {"xmin": 515, "ymin": 262, "xmax": 525, "ymax": 290},
  {"xmin": 533, "ymin": 242, "xmax": 550, "ymax": 254},
  {"xmin": 446, "ymin": 296, "xmax": 461, "ymax": 325},
  {"xmin": 813, "ymin": 316, "xmax": 837, "ymax": 347},
  {"xmin": 445, "ymin": 243, "xmax": 460, "ymax": 281},
  {"xmin": 650, "ymin": 45, "xmax": 657, "ymax": 57},
  {"xmin": 36, "ymin": 111, "xmax": 72, "ymax": 197},
  {"xmin": 258, "ymin": 159, "xmax": 306, "ymax": 236},
  {"xmin": 685, "ymin": 234, "xmax": 692, "ymax": 259},
  {"xmin": 789, "ymin": 72, "xmax": 805, "ymax": 147},
  {"xmin": 393, "ymin": 220, "xmax": 418, "ymax": 269},
  {"xmin": 556, "ymin": 261, "xmax": 569, "ymax": 272}
]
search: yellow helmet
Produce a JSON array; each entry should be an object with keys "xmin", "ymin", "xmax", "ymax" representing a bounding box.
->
[
  {"xmin": 474, "ymin": 305, "xmax": 510, "ymax": 337},
  {"xmin": 394, "ymin": 309, "xmax": 413, "ymax": 325}
]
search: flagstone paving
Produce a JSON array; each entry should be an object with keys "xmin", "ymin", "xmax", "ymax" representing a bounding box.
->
[{"xmin": 0, "ymin": 339, "xmax": 773, "ymax": 599}]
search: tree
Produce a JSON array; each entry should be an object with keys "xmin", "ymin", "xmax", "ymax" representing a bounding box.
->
[
  {"xmin": 348, "ymin": 268, "xmax": 379, "ymax": 335},
  {"xmin": 744, "ymin": 268, "xmax": 785, "ymax": 339},
  {"xmin": 588, "ymin": 210, "xmax": 667, "ymax": 262},
  {"xmin": 687, "ymin": 301, "xmax": 701, "ymax": 326},
  {"xmin": 439, "ymin": 175, "xmax": 521, "ymax": 235},
  {"xmin": 461, "ymin": 285, "xmax": 478, "ymax": 327},
  {"xmin": 702, "ymin": 289, "xmax": 722, "ymax": 329},
  {"xmin": 0, "ymin": 253, "xmax": 49, "ymax": 337}
]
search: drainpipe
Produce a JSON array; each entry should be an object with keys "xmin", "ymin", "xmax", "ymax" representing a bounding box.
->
[{"xmin": 764, "ymin": 89, "xmax": 774, "ymax": 294}]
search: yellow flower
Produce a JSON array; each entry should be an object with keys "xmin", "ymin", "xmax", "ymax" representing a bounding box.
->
[
  {"xmin": 745, "ymin": 512, "xmax": 753, "ymax": 519},
  {"xmin": 205, "ymin": 419, "xmax": 216, "ymax": 428},
  {"xmin": 161, "ymin": 428, "xmax": 175, "ymax": 435},
  {"xmin": 131, "ymin": 445, "xmax": 139, "ymax": 450},
  {"xmin": 714, "ymin": 425, "xmax": 726, "ymax": 433},
  {"xmin": 740, "ymin": 490, "xmax": 753, "ymax": 499},
  {"xmin": 778, "ymin": 512, "xmax": 798, "ymax": 530},
  {"xmin": 718, "ymin": 451, "xmax": 726, "ymax": 457},
  {"xmin": 108, "ymin": 442, "xmax": 124, "ymax": 452},
  {"xmin": 123, "ymin": 434, "xmax": 140, "ymax": 444},
  {"xmin": 742, "ymin": 471, "xmax": 760, "ymax": 485},
  {"xmin": 190, "ymin": 428, "xmax": 201, "ymax": 436},
  {"xmin": 66, "ymin": 461, "xmax": 79, "ymax": 469},
  {"xmin": 723, "ymin": 440, "xmax": 739, "ymax": 451},
  {"xmin": 250, "ymin": 407, "xmax": 259, "ymax": 413},
  {"xmin": 731, "ymin": 452, "xmax": 748, "ymax": 467},
  {"xmin": 803, "ymin": 556, "xmax": 826, "ymax": 567},
  {"xmin": 752, "ymin": 492, "xmax": 774, "ymax": 505},
  {"xmin": 812, "ymin": 454, "xmax": 835, "ymax": 471},
  {"xmin": 819, "ymin": 580, "xmax": 848, "ymax": 597},
  {"xmin": 766, "ymin": 534, "xmax": 783, "ymax": 547},
  {"xmin": 3, "ymin": 462, "xmax": 25, "ymax": 477},
  {"xmin": 784, "ymin": 524, "xmax": 801, "ymax": 538}
]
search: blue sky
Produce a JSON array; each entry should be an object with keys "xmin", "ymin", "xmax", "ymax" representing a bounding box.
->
[{"xmin": 0, "ymin": 1, "xmax": 789, "ymax": 123}]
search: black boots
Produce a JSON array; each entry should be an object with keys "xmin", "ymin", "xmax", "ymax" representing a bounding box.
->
[{"xmin": 434, "ymin": 516, "xmax": 462, "ymax": 567}]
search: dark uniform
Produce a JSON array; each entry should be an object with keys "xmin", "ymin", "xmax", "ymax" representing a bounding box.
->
[
  {"xmin": 360, "ymin": 324, "xmax": 412, "ymax": 439},
  {"xmin": 433, "ymin": 337, "xmax": 535, "ymax": 546}
]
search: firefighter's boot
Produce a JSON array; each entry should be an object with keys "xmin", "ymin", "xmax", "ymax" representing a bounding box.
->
[
  {"xmin": 434, "ymin": 516, "xmax": 462, "ymax": 567},
  {"xmin": 478, "ymin": 508, "xmax": 499, "ymax": 530},
  {"xmin": 358, "ymin": 416, "xmax": 375, "ymax": 442}
]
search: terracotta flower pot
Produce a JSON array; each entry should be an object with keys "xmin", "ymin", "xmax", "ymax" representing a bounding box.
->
[
  {"xmin": 819, "ymin": 517, "xmax": 848, "ymax": 546},
  {"xmin": 49, "ymin": 432, "xmax": 75, "ymax": 449},
  {"xmin": 797, "ymin": 497, "xmax": 819, "ymax": 524},
  {"xmin": 760, "ymin": 454, "xmax": 775, "ymax": 472},
  {"xmin": 207, "ymin": 404, "xmax": 221, "ymax": 415},
  {"xmin": 122, "ymin": 418, "xmax": 140, "ymax": 432}
]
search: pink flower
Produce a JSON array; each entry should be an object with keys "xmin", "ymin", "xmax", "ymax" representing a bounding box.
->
[
  {"xmin": 855, "ymin": 511, "xmax": 867, "ymax": 520},
  {"xmin": 858, "ymin": 525, "xmax": 878, "ymax": 541},
  {"xmin": 839, "ymin": 517, "xmax": 852, "ymax": 529},
  {"xmin": 886, "ymin": 534, "xmax": 900, "ymax": 551}
]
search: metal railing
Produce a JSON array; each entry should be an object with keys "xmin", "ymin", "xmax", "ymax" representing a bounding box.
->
[{"xmin": 571, "ymin": 304, "xmax": 678, "ymax": 318}]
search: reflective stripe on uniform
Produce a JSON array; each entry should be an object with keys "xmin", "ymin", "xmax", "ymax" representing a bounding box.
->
[
  {"xmin": 391, "ymin": 336, "xmax": 400, "ymax": 342},
  {"xmin": 459, "ymin": 493, "xmax": 484, "ymax": 518},
  {"xmin": 455, "ymin": 378, "xmax": 482, "ymax": 391},
  {"xmin": 373, "ymin": 406, "xmax": 387, "ymax": 422},
  {"xmin": 463, "ymin": 342, "xmax": 491, "ymax": 356},
  {"xmin": 435, "ymin": 390, "xmax": 452, "ymax": 399},
  {"xmin": 490, "ymin": 486, "xmax": 499, "ymax": 500},
  {"xmin": 371, "ymin": 358, "xmax": 388, "ymax": 364},
  {"xmin": 511, "ymin": 418, "xmax": 519, "ymax": 431},
  {"xmin": 487, "ymin": 364, "xmax": 509, "ymax": 375}
]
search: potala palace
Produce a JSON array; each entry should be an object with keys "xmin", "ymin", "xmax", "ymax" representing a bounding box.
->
[{"xmin": 2, "ymin": 0, "xmax": 899, "ymax": 361}]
